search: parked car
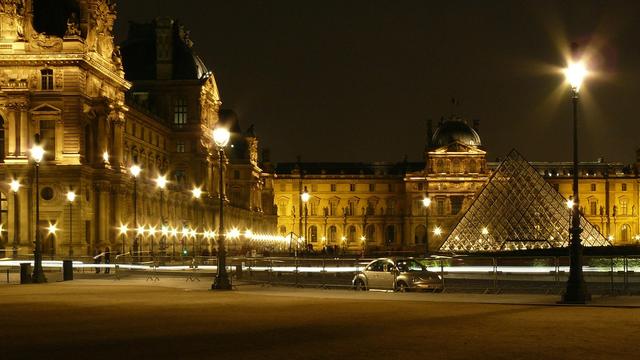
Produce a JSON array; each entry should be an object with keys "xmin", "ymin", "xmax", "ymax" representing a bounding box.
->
[{"xmin": 352, "ymin": 257, "xmax": 442, "ymax": 292}]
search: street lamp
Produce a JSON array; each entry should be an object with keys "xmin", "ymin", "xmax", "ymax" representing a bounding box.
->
[
  {"xmin": 66, "ymin": 190, "xmax": 76, "ymax": 257},
  {"xmin": 30, "ymin": 136, "xmax": 46, "ymax": 283},
  {"xmin": 301, "ymin": 186, "xmax": 310, "ymax": 250},
  {"xmin": 422, "ymin": 196, "xmax": 431, "ymax": 257},
  {"xmin": 561, "ymin": 44, "xmax": 590, "ymax": 304},
  {"xmin": 9, "ymin": 179, "xmax": 20, "ymax": 258},
  {"xmin": 192, "ymin": 186, "xmax": 203, "ymax": 254},
  {"xmin": 155, "ymin": 174, "xmax": 167, "ymax": 257},
  {"xmin": 212, "ymin": 126, "xmax": 232, "ymax": 290},
  {"xmin": 130, "ymin": 164, "xmax": 141, "ymax": 259}
]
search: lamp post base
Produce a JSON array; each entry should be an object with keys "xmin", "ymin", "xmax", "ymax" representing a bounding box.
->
[
  {"xmin": 31, "ymin": 268, "xmax": 47, "ymax": 284},
  {"xmin": 560, "ymin": 280, "xmax": 591, "ymax": 304},
  {"xmin": 211, "ymin": 274, "xmax": 232, "ymax": 290}
]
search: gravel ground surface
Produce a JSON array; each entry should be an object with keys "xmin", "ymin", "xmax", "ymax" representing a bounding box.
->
[{"xmin": 1, "ymin": 279, "xmax": 639, "ymax": 360}]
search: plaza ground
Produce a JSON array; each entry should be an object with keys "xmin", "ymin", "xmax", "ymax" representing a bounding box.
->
[{"xmin": 1, "ymin": 278, "xmax": 639, "ymax": 360}]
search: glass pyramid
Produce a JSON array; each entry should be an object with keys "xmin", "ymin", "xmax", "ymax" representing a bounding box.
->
[{"xmin": 440, "ymin": 150, "xmax": 610, "ymax": 253}]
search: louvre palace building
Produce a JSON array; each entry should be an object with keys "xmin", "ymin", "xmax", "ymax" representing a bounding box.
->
[
  {"xmin": 0, "ymin": 0, "xmax": 636, "ymax": 258},
  {"xmin": 0, "ymin": 0, "xmax": 276, "ymax": 257}
]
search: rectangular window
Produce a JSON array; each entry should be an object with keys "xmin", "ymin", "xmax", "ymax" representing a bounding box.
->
[
  {"xmin": 451, "ymin": 196, "xmax": 464, "ymax": 215},
  {"xmin": 388, "ymin": 184, "xmax": 394, "ymax": 192},
  {"xmin": 369, "ymin": 183, "xmax": 375, "ymax": 192},
  {"xmin": 40, "ymin": 120, "xmax": 56, "ymax": 161},
  {"xmin": 436, "ymin": 199, "xmax": 445, "ymax": 216},
  {"xmin": 350, "ymin": 184, "xmax": 356, "ymax": 192},
  {"xmin": 279, "ymin": 183, "xmax": 286, "ymax": 192},
  {"xmin": 417, "ymin": 183, "xmax": 424, "ymax": 191},
  {"xmin": 622, "ymin": 183, "xmax": 627, "ymax": 191},
  {"xmin": 176, "ymin": 140, "xmax": 185, "ymax": 153},
  {"xmin": 590, "ymin": 184, "xmax": 596, "ymax": 192},
  {"xmin": 590, "ymin": 201, "xmax": 597, "ymax": 216},
  {"xmin": 173, "ymin": 98, "xmax": 188, "ymax": 127},
  {"xmin": 311, "ymin": 184, "xmax": 318, "ymax": 192},
  {"xmin": 310, "ymin": 203, "xmax": 317, "ymax": 216},
  {"xmin": 621, "ymin": 199, "xmax": 628, "ymax": 216},
  {"xmin": 41, "ymin": 69, "xmax": 54, "ymax": 90},
  {"xmin": 330, "ymin": 184, "xmax": 336, "ymax": 192},
  {"xmin": 329, "ymin": 202, "xmax": 337, "ymax": 216}
]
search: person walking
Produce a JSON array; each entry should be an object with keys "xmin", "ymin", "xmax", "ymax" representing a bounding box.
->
[{"xmin": 104, "ymin": 247, "xmax": 111, "ymax": 274}]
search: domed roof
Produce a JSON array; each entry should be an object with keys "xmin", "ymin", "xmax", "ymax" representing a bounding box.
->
[
  {"xmin": 121, "ymin": 19, "xmax": 209, "ymax": 81},
  {"xmin": 431, "ymin": 119, "xmax": 481, "ymax": 148}
]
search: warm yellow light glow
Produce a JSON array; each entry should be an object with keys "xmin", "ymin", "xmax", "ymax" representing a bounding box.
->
[
  {"xmin": 119, "ymin": 224, "xmax": 128, "ymax": 235},
  {"xmin": 228, "ymin": 228, "xmax": 241, "ymax": 239},
  {"xmin": 161, "ymin": 225, "xmax": 169, "ymax": 236},
  {"xmin": 148, "ymin": 226, "xmax": 157, "ymax": 237},
  {"xmin": 301, "ymin": 190, "xmax": 310, "ymax": 203},
  {"xmin": 244, "ymin": 229, "xmax": 253, "ymax": 239},
  {"xmin": 102, "ymin": 151, "xmax": 109, "ymax": 162},
  {"xmin": 192, "ymin": 186, "xmax": 202, "ymax": 199},
  {"xmin": 66, "ymin": 191, "xmax": 76, "ymax": 202},
  {"xmin": 360, "ymin": 235, "xmax": 366, "ymax": 241},
  {"xmin": 189, "ymin": 229, "xmax": 197, "ymax": 238},
  {"xmin": 321, "ymin": 236, "xmax": 326, "ymax": 241},
  {"xmin": 130, "ymin": 164, "xmax": 141, "ymax": 177},
  {"xmin": 213, "ymin": 127, "xmax": 231, "ymax": 147},
  {"xmin": 608, "ymin": 235, "xmax": 614, "ymax": 241},
  {"xmin": 171, "ymin": 228, "xmax": 178, "ymax": 237},
  {"xmin": 182, "ymin": 227, "xmax": 189, "ymax": 237},
  {"xmin": 565, "ymin": 61, "xmax": 587, "ymax": 92},
  {"xmin": 433, "ymin": 226, "xmax": 443, "ymax": 236},
  {"xmin": 341, "ymin": 236, "xmax": 346, "ymax": 241},
  {"xmin": 137, "ymin": 226, "xmax": 145, "ymax": 235},
  {"xmin": 481, "ymin": 227, "xmax": 489, "ymax": 236},
  {"xmin": 422, "ymin": 197, "xmax": 431, "ymax": 207},
  {"xmin": 155, "ymin": 175, "xmax": 167, "ymax": 189},
  {"xmin": 47, "ymin": 223, "xmax": 57, "ymax": 235},
  {"xmin": 30, "ymin": 144, "xmax": 44, "ymax": 163},
  {"xmin": 566, "ymin": 199, "xmax": 575, "ymax": 209},
  {"xmin": 9, "ymin": 180, "xmax": 20, "ymax": 193}
]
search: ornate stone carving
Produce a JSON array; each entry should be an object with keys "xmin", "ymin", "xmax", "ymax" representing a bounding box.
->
[
  {"xmin": 0, "ymin": 0, "xmax": 25, "ymax": 40},
  {"xmin": 65, "ymin": 12, "xmax": 81, "ymax": 37},
  {"xmin": 87, "ymin": 0, "xmax": 117, "ymax": 59}
]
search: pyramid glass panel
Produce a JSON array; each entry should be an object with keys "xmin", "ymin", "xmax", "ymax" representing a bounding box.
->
[{"xmin": 440, "ymin": 150, "xmax": 610, "ymax": 253}]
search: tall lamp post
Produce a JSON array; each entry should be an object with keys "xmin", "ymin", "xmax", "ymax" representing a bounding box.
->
[
  {"xmin": 192, "ymin": 186, "xmax": 203, "ymax": 256},
  {"xmin": 422, "ymin": 196, "xmax": 431, "ymax": 257},
  {"xmin": 130, "ymin": 165, "xmax": 141, "ymax": 258},
  {"xmin": 30, "ymin": 137, "xmax": 46, "ymax": 283},
  {"xmin": 9, "ymin": 180, "xmax": 20, "ymax": 258},
  {"xmin": 66, "ymin": 191, "xmax": 76, "ymax": 257},
  {"xmin": 212, "ymin": 126, "xmax": 232, "ymax": 290},
  {"xmin": 562, "ymin": 52, "xmax": 590, "ymax": 303},
  {"xmin": 301, "ymin": 186, "xmax": 310, "ymax": 250}
]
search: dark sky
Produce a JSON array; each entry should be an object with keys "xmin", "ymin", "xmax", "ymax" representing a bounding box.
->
[{"xmin": 115, "ymin": 0, "xmax": 640, "ymax": 164}]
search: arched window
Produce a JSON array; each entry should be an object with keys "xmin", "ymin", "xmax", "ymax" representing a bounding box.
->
[
  {"xmin": 452, "ymin": 159, "xmax": 461, "ymax": 173},
  {"xmin": 621, "ymin": 224, "xmax": 631, "ymax": 242},
  {"xmin": 366, "ymin": 224, "xmax": 375, "ymax": 243},
  {"xmin": 309, "ymin": 226, "xmax": 318, "ymax": 243},
  {"xmin": 468, "ymin": 160, "xmax": 477, "ymax": 173},
  {"xmin": 328, "ymin": 226, "xmax": 337, "ymax": 243},
  {"xmin": 415, "ymin": 225, "xmax": 426, "ymax": 244},
  {"xmin": 385, "ymin": 225, "xmax": 395, "ymax": 244},
  {"xmin": 348, "ymin": 225, "xmax": 356, "ymax": 243}
]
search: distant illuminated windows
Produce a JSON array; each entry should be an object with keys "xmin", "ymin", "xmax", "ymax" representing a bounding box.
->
[
  {"xmin": 173, "ymin": 98, "xmax": 188, "ymax": 127},
  {"xmin": 590, "ymin": 184, "xmax": 596, "ymax": 192},
  {"xmin": 41, "ymin": 69, "xmax": 54, "ymax": 90},
  {"xmin": 349, "ymin": 184, "xmax": 355, "ymax": 192},
  {"xmin": 176, "ymin": 140, "xmax": 185, "ymax": 153},
  {"xmin": 620, "ymin": 199, "xmax": 628, "ymax": 216},
  {"xmin": 330, "ymin": 184, "xmax": 336, "ymax": 192},
  {"xmin": 436, "ymin": 199, "xmax": 445, "ymax": 216},
  {"xmin": 622, "ymin": 183, "xmax": 627, "ymax": 192}
]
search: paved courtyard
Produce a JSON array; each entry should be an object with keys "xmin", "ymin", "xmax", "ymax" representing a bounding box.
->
[{"xmin": 1, "ymin": 279, "xmax": 639, "ymax": 359}]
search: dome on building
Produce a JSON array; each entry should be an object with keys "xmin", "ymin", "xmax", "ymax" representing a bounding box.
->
[
  {"xmin": 431, "ymin": 119, "xmax": 481, "ymax": 148},
  {"xmin": 121, "ymin": 18, "xmax": 210, "ymax": 81}
]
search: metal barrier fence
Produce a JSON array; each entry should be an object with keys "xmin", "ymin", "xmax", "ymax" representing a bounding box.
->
[{"xmin": 1, "ymin": 254, "xmax": 640, "ymax": 295}]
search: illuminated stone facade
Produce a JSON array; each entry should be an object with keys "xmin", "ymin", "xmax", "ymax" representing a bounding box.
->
[
  {"xmin": 273, "ymin": 117, "xmax": 640, "ymax": 254},
  {"xmin": 0, "ymin": 0, "xmax": 276, "ymax": 257}
]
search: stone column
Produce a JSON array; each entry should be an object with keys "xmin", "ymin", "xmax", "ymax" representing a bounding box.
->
[
  {"xmin": 111, "ymin": 111, "xmax": 125, "ymax": 169},
  {"xmin": 94, "ymin": 180, "xmax": 111, "ymax": 249}
]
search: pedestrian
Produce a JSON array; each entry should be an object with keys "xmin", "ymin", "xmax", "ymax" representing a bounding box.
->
[
  {"xmin": 104, "ymin": 247, "xmax": 111, "ymax": 274},
  {"xmin": 93, "ymin": 248, "xmax": 101, "ymax": 274}
]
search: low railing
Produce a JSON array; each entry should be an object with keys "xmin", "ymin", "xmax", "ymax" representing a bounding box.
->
[{"xmin": 1, "ymin": 254, "xmax": 639, "ymax": 294}]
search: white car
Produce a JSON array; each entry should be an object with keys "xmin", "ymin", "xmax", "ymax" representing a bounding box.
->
[{"xmin": 352, "ymin": 257, "xmax": 442, "ymax": 292}]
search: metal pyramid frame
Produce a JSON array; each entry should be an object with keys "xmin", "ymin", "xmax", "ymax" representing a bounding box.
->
[{"xmin": 440, "ymin": 149, "xmax": 610, "ymax": 253}]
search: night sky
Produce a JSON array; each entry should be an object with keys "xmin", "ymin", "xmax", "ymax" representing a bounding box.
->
[{"xmin": 115, "ymin": 0, "xmax": 640, "ymax": 164}]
